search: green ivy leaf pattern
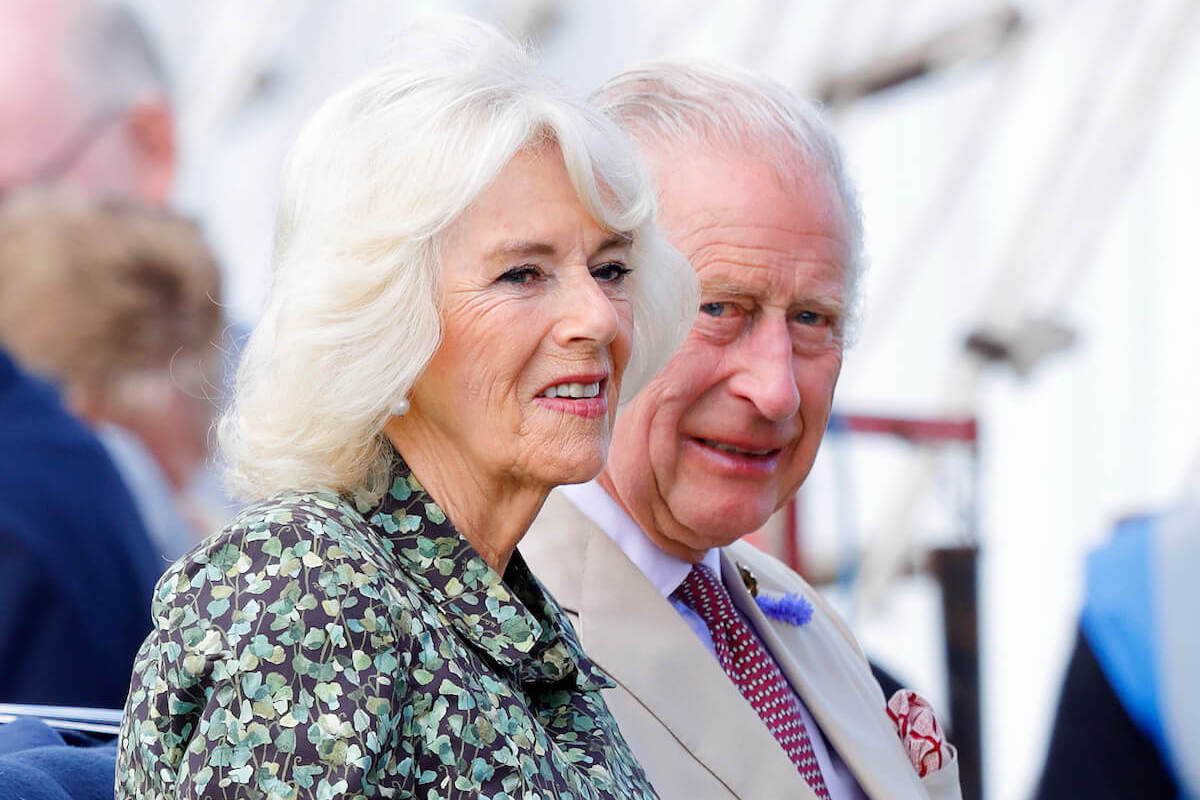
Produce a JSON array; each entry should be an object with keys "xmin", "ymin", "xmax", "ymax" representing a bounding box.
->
[{"xmin": 116, "ymin": 458, "xmax": 658, "ymax": 799}]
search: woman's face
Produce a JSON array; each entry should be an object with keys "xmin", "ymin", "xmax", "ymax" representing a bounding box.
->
[{"xmin": 407, "ymin": 146, "xmax": 634, "ymax": 491}]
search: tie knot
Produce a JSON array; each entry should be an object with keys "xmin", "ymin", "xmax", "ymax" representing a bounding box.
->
[{"xmin": 673, "ymin": 563, "xmax": 737, "ymax": 627}]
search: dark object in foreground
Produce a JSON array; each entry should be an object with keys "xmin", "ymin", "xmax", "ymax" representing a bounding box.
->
[{"xmin": 1035, "ymin": 627, "xmax": 1178, "ymax": 799}]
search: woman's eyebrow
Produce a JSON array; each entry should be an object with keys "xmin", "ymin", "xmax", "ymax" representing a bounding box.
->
[
  {"xmin": 484, "ymin": 240, "xmax": 557, "ymax": 260},
  {"xmin": 485, "ymin": 233, "xmax": 632, "ymax": 261},
  {"xmin": 592, "ymin": 233, "xmax": 633, "ymax": 255}
]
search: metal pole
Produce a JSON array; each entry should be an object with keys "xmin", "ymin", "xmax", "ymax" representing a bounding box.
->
[{"xmin": 930, "ymin": 545, "xmax": 983, "ymax": 800}]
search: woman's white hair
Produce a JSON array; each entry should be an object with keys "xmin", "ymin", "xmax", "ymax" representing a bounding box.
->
[
  {"xmin": 592, "ymin": 59, "xmax": 866, "ymax": 334},
  {"xmin": 220, "ymin": 17, "xmax": 696, "ymax": 501}
]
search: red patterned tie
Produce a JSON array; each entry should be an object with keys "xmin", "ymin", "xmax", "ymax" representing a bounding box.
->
[{"xmin": 673, "ymin": 564, "xmax": 830, "ymax": 798}]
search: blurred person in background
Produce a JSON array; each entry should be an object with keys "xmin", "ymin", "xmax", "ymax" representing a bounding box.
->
[
  {"xmin": 0, "ymin": 189, "xmax": 224, "ymax": 560},
  {"xmin": 0, "ymin": 0, "xmax": 238, "ymax": 548},
  {"xmin": 0, "ymin": 0, "xmax": 187, "ymax": 711},
  {"xmin": 521, "ymin": 61, "xmax": 961, "ymax": 800},
  {"xmin": 0, "ymin": 0, "xmax": 174, "ymax": 205},
  {"xmin": 0, "ymin": 341, "xmax": 160, "ymax": 708},
  {"xmin": 1035, "ymin": 462, "xmax": 1200, "ymax": 799},
  {"xmin": 116, "ymin": 18, "xmax": 696, "ymax": 799}
]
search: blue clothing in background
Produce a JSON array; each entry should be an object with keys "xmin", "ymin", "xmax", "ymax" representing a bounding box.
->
[
  {"xmin": 0, "ymin": 348, "xmax": 162, "ymax": 709},
  {"xmin": 0, "ymin": 719, "xmax": 117, "ymax": 800},
  {"xmin": 1038, "ymin": 509, "xmax": 1200, "ymax": 799},
  {"xmin": 1080, "ymin": 515, "xmax": 1165, "ymax": 755}
]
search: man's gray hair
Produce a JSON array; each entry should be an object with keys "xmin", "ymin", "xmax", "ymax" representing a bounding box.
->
[
  {"xmin": 66, "ymin": 1, "xmax": 167, "ymax": 113},
  {"xmin": 593, "ymin": 59, "xmax": 865, "ymax": 326}
]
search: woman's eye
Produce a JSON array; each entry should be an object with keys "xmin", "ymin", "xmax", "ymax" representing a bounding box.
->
[
  {"xmin": 700, "ymin": 302, "xmax": 731, "ymax": 317},
  {"xmin": 497, "ymin": 265, "xmax": 542, "ymax": 284},
  {"xmin": 591, "ymin": 262, "xmax": 632, "ymax": 283}
]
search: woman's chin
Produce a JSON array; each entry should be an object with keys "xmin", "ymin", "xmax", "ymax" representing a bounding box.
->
[{"xmin": 537, "ymin": 449, "xmax": 607, "ymax": 488}]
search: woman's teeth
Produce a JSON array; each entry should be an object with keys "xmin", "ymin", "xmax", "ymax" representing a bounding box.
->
[{"xmin": 540, "ymin": 381, "xmax": 601, "ymax": 399}]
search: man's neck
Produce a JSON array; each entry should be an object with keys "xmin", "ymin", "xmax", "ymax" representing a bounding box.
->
[{"xmin": 595, "ymin": 468, "xmax": 711, "ymax": 564}]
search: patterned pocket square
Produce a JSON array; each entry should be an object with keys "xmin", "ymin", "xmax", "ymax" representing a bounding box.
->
[{"xmin": 886, "ymin": 690, "xmax": 956, "ymax": 777}]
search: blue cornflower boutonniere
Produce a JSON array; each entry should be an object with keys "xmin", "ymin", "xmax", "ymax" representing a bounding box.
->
[
  {"xmin": 737, "ymin": 562, "xmax": 814, "ymax": 627},
  {"xmin": 755, "ymin": 592, "xmax": 814, "ymax": 627}
]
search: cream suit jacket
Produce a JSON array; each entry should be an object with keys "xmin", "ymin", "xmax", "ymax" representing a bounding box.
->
[{"xmin": 519, "ymin": 490, "xmax": 962, "ymax": 800}]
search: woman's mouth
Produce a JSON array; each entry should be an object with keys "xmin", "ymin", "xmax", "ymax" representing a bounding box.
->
[
  {"xmin": 534, "ymin": 376, "xmax": 609, "ymax": 419},
  {"xmin": 538, "ymin": 381, "xmax": 601, "ymax": 399}
]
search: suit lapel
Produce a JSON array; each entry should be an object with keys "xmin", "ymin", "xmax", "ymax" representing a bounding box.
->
[
  {"xmin": 721, "ymin": 545, "xmax": 929, "ymax": 799},
  {"xmin": 526, "ymin": 492, "xmax": 813, "ymax": 800}
]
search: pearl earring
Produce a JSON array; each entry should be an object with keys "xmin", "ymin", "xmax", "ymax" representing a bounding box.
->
[{"xmin": 391, "ymin": 397, "xmax": 410, "ymax": 417}]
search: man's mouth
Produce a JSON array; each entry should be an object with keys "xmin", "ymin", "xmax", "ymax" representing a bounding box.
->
[
  {"xmin": 696, "ymin": 438, "xmax": 779, "ymax": 457},
  {"xmin": 538, "ymin": 381, "xmax": 602, "ymax": 399}
]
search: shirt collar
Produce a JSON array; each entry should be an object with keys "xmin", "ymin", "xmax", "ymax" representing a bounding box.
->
[
  {"xmin": 558, "ymin": 480, "xmax": 722, "ymax": 596},
  {"xmin": 364, "ymin": 455, "xmax": 611, "ymax": 690}
]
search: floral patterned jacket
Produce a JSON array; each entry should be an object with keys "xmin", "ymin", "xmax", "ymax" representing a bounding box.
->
[{"xmin": 116, "ymin": 458, "xmax": 658, "ymax": 800}]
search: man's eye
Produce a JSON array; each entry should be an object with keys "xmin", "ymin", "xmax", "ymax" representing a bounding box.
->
[
  {"xmin": 700, "ymin": 302, "xmax": 730, "ymax": 317},
  {"xmin": 497, "ymin": 265, "xmax": 542, "ymax": 284},
  {"xmin": 591, "ymin": 262, "xmax": 632, "ymax": 283},
  {"xmin": 795, "ymin": 310, "xmax": 827, "ymax": 326}
]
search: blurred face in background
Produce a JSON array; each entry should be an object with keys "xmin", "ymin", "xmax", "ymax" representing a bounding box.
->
[
  {"xmin": 600, "ymin": 146, "xmax": 851, "ymax": 562},
  {"xmin": 0, "ymin": 0, "xmax": 173, "ymax": 205}
]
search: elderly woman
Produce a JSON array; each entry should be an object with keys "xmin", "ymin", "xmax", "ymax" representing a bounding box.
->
[{"xmin": 114, "ymin": 19, "xmax": 695, "ymax": 800}]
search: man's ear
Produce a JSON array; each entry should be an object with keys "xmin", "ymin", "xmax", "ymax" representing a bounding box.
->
[{"xmin": 126, "ymin": 100, "xmax": 175, "ymax": 205}]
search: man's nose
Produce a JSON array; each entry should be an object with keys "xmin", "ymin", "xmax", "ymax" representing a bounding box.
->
[
  {"xmin": 727, "ymin": 317, "xmax": 800, "ymax": 421},
  {"xmin": 553, "ymin": 270, "xmax": 619, "ymax": 348}
]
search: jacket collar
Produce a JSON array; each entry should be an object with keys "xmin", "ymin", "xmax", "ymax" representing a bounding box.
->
[{"xmin": 363, "ymin": 455, "xmax": 610, "ymax": 691}]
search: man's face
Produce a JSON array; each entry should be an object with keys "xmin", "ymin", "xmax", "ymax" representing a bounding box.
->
[{"xmin": 601, "ymin": 147, "xmax": 850, "ymax": 562}]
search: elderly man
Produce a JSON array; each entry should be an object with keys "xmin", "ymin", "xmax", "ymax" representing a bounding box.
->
[{"xmin": 521, "ymin": 61, "xmax": 961, "ymax": 800}]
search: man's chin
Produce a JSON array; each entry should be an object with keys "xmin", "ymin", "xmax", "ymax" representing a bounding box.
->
[{"xmin": 672, "ymin": 497, "xmax": 776, "ymax": 549}]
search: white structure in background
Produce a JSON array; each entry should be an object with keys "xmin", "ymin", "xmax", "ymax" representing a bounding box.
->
[{"xmin": 128, "ymin": 1, "xmax": 1200, "ymax": 797}]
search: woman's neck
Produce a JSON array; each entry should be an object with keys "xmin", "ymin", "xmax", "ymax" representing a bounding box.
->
[{"xmin": 383, "ymin": 421, "xmax": 548, "ymax": 575}]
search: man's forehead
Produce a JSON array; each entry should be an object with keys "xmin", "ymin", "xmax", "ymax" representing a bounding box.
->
[{"xmin": 652, "ymin": 149, "xmax": 846, "ymax": 241}]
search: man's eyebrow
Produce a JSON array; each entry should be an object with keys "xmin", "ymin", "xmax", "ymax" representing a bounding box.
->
[
  {"xmin": 700, "ymin": 279, "xmax": 755, "ymax": 297},
  {"xmin": 701, "ymin": 279, "xmax": 847, "ymax": 313},
  {"xmin": 791, "ymin": 294, "xmax": 846, "ymax": 314}
]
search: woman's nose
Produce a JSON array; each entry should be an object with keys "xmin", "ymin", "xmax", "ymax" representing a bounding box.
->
[{"xmin": 553, "ymin": 270, "xmax": 619, "ymax": 348}]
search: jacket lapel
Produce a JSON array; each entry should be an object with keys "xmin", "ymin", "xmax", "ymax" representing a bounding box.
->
[
  {"xmin": 721, "ymin": 543, "xmax": 930, "ymax": 799},
  {"xmin": 524, "ymin": 492, "xmax": 814, "ymax": 800}
]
